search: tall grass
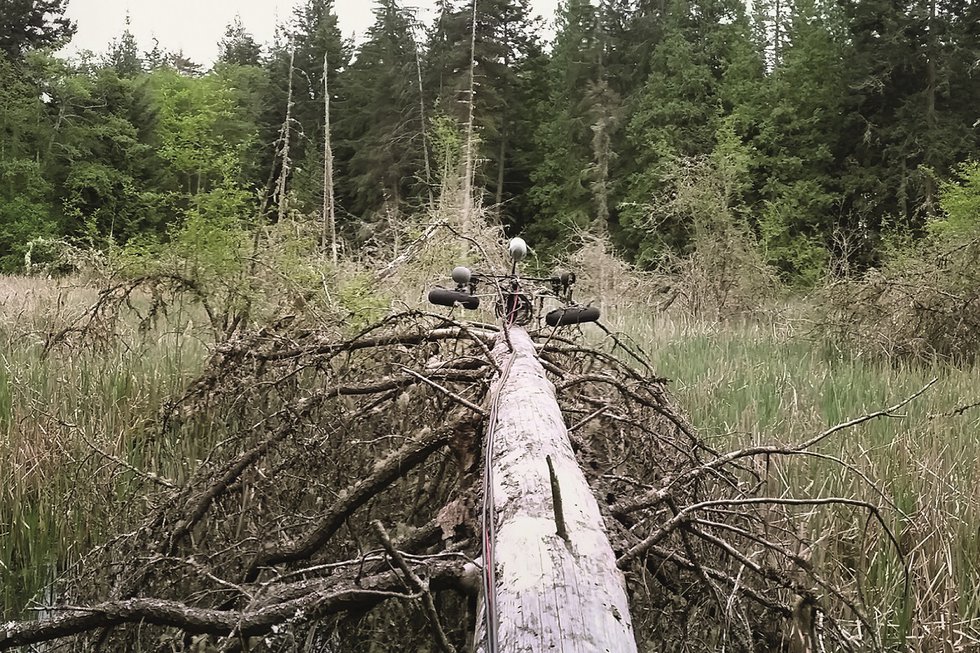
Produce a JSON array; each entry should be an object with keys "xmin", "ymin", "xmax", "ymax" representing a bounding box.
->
[
  {"xmin": 0, "ymin": 276, "xmax": 211, "ymax": 617},
  {"xmin": 603, "ymin": 307, "xmax": 980, "ymax": 649}
]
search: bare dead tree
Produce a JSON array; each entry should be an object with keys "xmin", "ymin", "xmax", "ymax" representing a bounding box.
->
[
  {"xmin": 460, "ymin": 0, "xmax": 479, "ymax": 255},
  {"xmin": 415, "ymin": 38, "xmax": 435, "ymax": 211},
  {"xmin": 276, "ymin": 46, "xmax": 296, "ymax": 224},
  {"xmin": 322, "ymin": 51, "xmax": 338, "ymax": 264}
]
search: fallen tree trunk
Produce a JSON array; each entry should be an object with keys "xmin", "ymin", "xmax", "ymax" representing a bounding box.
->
[{"xmin": 480, "ymin": 326, "xmax": 637, "ymax": 652}]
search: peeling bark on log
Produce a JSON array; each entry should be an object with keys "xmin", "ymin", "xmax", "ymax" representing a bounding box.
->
[{"xmin": 481, "ymin": 326, "xmax": 637, "ymax": 652}]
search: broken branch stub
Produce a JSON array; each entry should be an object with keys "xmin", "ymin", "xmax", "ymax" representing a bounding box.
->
[{"xmin": 481, "ymin": 326, "xmax": 637, "ymax": 652}]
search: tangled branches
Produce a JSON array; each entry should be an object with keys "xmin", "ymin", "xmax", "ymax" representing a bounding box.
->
[
  {"xmin": 42, "ymin": 273, "xmax": 227, "ymax": 354},
  {"xmin": 814, "ymin": 236, "xmax": 980, "ymax": 364},
  {"xmin": 3, "ymin": 311, "xmax": 911, "ymax": 652}
]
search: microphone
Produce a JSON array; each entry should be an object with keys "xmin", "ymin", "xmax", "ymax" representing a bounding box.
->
[
  {"xmin": 508, "ymin": 237, "xmax": 528, "ymax": 263},
  {"xmin": 451, "ymin": 266, "xmax": 472, "ymax": 285},
  {"xmin": 545, "ymin": 306, "xmax": 600, "ymax": 326},
  {"xmin": 428, "ymin": 288, "xmax": 480, "ymax": 310}
]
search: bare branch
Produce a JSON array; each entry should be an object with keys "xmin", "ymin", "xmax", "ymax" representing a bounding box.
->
[{"xmin": 372, "ymin": 520, "xmax": 457, "ymax": 653}]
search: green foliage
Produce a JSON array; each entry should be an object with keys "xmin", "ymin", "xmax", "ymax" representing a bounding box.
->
[
  {"xmin": 0, "ymin": 159, "xmax": 56, "ymax": 271},
  {"xmin": 148, "ymin": 68, "xmax": 257, "ymax": 194},
  {"xmin": 745, "ymin": 0, "xmax": 847, "ymax": 280},
  {"xmin": 336, "ymin": 273, "xmax": 390, "ymax": 330},
  {"xmin": 172, "ymin": 186, "xmax": 253, "ymax": 277},
  {"xmin": 931, "ymin": 161, "xmax": 980, "ymax": 240},
  {"xmin": 269, "ymin": 0, "xmax": 350, "ymax": 219},
  {"xmin": 836, "ymin": 0, "xmax": 980, "ymax": 231},
  {"xmin": 0, "ymin": 0, "xmax": 75, "ymax": 59},
  {"xmin": 644, "ymin": 146, "xmax": 777, "ymax": 318},
  {"xmin": 619, "ymin": 0, "xmax": 762, "ymax": 264},
  {"xmin": 526, "ymin": 0, "xmax": 603, "ymax": 245},
  {"xmin": 0, "ymin": 0, "xmax": 976, "ymax": 284},
  {"xmin": 758, "ymin": 182, "xmax": 832, "ymax": 284},
  {"xmin": 423, "ymin": 0, "xmax": 544, "ymax": 223},
  {"xmin": 218, "ymin": 16, "xmax": 263, "ymax": 66},
  {"xmin": 104, "ymin": 20, "xmax": 143, "ymax": 77},
  {"xmin": 428, "ymin": 112, "xmax": 464, "ymax": 189},
  {"xmin": 814, "ymin": 165, "xmax": 980, "ymax": 364},
  {"xmin": 337, "ymin": 0, "xmax": 426, "ymax": 217}
]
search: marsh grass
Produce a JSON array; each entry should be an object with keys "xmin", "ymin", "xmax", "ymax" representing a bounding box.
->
[
  {"xmin": 605, "ymin": 308, "xmax": 980, "ymax": 649},
  {"xmin": 0, "ymin": 276, "xmax": 212, "ymax": 616}
]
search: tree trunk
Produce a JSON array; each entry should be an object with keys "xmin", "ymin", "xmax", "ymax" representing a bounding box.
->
[
  {"xmin": 495, "ymin": 20, "xmax": 509, "ymax": 214},
  {"xmin": 323, "ymin": 51, "xmax": 338, "ymax": 264},
  {"xmin": 478, "ymin": 327, "xmax": 637, "ymax": 652},
  {"xmin": 460, "ymin": 0, "xmax": 478, "ymax": 258},
  {"xmin": 415, "ymin": 41, "xmax": 435, "ymax": 210},
  {"xmin": 276, "ymin": 47, "xmax": 295, "ymax": 224},
  {"xmin": 923, "ymin": 0, "xmax": 938, "ymax": 215}
]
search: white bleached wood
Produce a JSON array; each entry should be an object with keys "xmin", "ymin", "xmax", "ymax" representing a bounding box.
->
[{"xmin": 479, "ymin": 326, "xmax": 637, "ymax": 653}]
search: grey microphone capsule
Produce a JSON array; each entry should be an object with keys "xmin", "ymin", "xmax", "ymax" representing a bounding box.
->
[{"xmin": 451, "ymin": 266, "xmax": 472, "ymax": 284}]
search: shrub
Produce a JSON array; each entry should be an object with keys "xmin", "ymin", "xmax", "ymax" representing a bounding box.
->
[{"xmin": 814, "ymin": 162, "xmax": 980, "ymax": 363}]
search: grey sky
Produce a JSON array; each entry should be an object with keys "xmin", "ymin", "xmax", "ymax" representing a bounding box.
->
[{"xmin": 63, "ymin": 0, "xmax": 562, "ymax": 66}]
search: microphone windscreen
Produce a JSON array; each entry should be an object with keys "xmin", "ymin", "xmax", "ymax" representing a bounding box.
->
[
  {"xmin": 451, "ymin": 266, "xmax": 472, "ymax": 284},
  {"xmin": 508, "ymin": 237, "xmax": 528, "ymax": 262},
  {"xmin": 428, "ymin": 288, "xmax": 480, "ymax": 310},
  {"xmin": 545, "ymin": 306, "xmax": 600, "ymax": 327}
]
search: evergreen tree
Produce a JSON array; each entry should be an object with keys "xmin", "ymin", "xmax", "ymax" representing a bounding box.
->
[
  {"xmin": 749, "ymin": 0, "xmax": 850, "ymax": 280},
  {"xmin": 144, "ymin": 39, "xmax": 169, "ymax": 71},
  {"xmin": 262, "ymin": 0, "xmax": 350, "ymax": 217},
  {"xmin": 0, "ymin": 52, "xmax": 57, "ymax": 269},
  {"xmin": 0, "ymin": 0, "xmax": 75, "ymax": 59},
  {"xmin": 423, "ymin": 0, "xmax": 542, "ymax": 219},
  {"xmin": 104, "ymin": 17, "xmax": 143, "ymax": 78},
  {"xmin": 218, "ymin": 16, "xmax": 263, "ymax": 67},
  {"xmin": 836, "ymin": 0, "xmax": 980, "ymax": 239},
  {"xmin": 525, "ymin": 0, "xmax": 604, "ymax": 244},
  {"xmin": 210, "ymin": 61, "xmax": 274, "ymax": 189},
  {"xmin": 337, "ymin": 0, "xmax": 424, "ymax": 218},
  {"xmin": 619, "ymin": 0, "xmax": 762, "ymax": 264},
  {"xmin": 168, "ymin": 50, "xmax": 202, "ymax": 76},
  {"xmin": 54, "ymin": 65, "xmax": 165, "ymax": 242}
]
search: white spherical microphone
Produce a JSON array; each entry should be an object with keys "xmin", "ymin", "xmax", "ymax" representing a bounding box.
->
[{"xmin": 508, "ymin": 237, "xmax": 528, "ymax": 263}]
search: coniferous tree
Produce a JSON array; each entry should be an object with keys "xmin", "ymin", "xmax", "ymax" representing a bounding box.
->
[
  {"xmin": 218, "ymin": 16, "xmax": 263, "ymax": 67},
  {"xmin": 337, "ymin": 0, "xmax": 423, "ymax": 220},
  {"xmin": 836, "ymin": 0, "xmax": 980, "ymax": 242},
  {"xmin": 104, "ymin": 17, "xmax": 143, "ymax": 77},
  {"xmin": 32, "ymin": 60, "xmax": 165, "ymax": 245},
  {"xmin": 144, "ymin": 39, "xmax": 169, "ymax": 70},
  {"xmin": 269, "ymin": 0, "xmax": 350, "ymax": 217},
  {"xmin": 525, "ymin": 0, "xmax": 603, "ymax": 244},
  {"xmin": 168, "ymin": 50, "xmax": 202, "ymax": 76},
  {"xmin": 423, "ymin": 0, "xmax": 542, "ymax": 220},
  {"xmin": 748, "ymin": 0, "xmax": 850, "ymax": 280},
  {"xmin": 0, "ymin": 0, "xmax": 76, "ymax": 59},
  {"xmin": 618, "ymin": 0, "xmax": 669, "ymax": 88},
  {"xmin": 619, "ymin": 0, "xmax": 761, "ymax": 264}
]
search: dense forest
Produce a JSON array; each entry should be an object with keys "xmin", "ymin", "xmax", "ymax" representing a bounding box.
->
[{"xmin": 1, "ymin": 0, "xmax": 977, "ymax": 279}]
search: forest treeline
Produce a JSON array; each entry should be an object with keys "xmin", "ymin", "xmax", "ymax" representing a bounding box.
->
[{"xmin": 0, "ymin": 0, "xmax": 977, "ymax": 279}]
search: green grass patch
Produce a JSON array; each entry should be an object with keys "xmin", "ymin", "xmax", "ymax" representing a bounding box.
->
[{"xmin": 0, "ymin": 280, "xmax": 211, "ymax": 617}]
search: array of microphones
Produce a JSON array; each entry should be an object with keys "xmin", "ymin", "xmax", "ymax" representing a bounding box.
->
[{"xmin": 427, "ymin": 238, "xmax": 600, "ymax": 327}]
